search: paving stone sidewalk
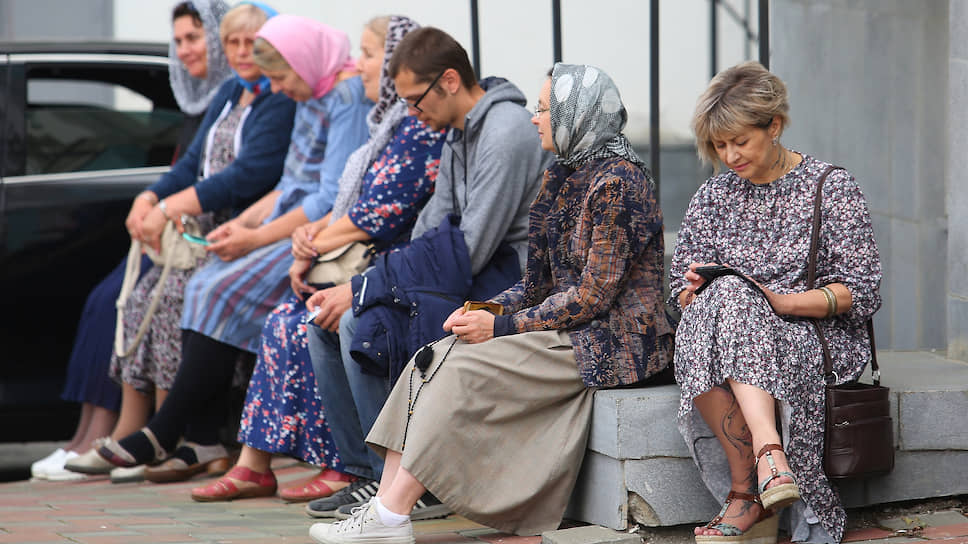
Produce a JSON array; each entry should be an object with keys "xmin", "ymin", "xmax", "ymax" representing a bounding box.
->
[{"xmin": 1, "ymin": 455, "xmax": 966, "ymax": 544}]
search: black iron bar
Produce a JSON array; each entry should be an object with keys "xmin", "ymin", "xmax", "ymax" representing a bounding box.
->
[
  {"xmin": 650, "ymin": 0, "xmax": 660, "ymax": 198},
  {"xmin": 470, "ymin": 0, "xmax": 481, "ymax": 76}
]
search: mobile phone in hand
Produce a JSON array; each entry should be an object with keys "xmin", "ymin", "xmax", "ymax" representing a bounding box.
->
[
  {"xmin": 304, "ymin": 308, "xmax": 322, "ymax": 323},
  {"xmin": 182, "ymin": 232, "xmax": 211, "ymax": 246},
  {"xmin": 463, "ymin": 301, "xmax": 504, "ymax": 315},
  {"xmin": 694, "ymin": 264, "xmax": 733, "ymax": 282}
]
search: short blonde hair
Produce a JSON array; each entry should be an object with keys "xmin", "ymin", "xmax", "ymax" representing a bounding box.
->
[
  {"xmin": 219, "ymin": 4, "xmax": 268, "ymax": 45},
  {"xmin": 692, "ymin": 61, "xmax": 790, "ymax": 166},
  {"xmin": 252, "ymin": 37, "xmax": 289, "ymax": 72},
  {"xmin": 365, "ymin": 16, "xmax": 390, "ymax": 43}
]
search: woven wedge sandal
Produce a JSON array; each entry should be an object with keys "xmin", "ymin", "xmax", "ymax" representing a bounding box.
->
[
  {"xmin": 757, "ymin": 443, "xmax": 801, "ymax": 511},
  {"xmin": 695, "ymin": 490, "xmax": 778, "ymax": 544}
]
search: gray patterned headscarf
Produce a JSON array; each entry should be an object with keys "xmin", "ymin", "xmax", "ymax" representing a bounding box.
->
[
  {"xmin": 550, "ymin": 63, "xmax": 651, "ymax": 178},
  {"xmin": 168, "ymin": 0, "xmax": 232, "ymax": 115},
  {"xmin": 330, "ymin": 15, "xmax": 421, "ymax": 223}
]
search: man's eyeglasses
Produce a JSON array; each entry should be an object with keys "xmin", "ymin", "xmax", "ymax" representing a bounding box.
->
[
  {"xmin": 533, "ymin": 105, "xmax": 550, "ymax": 117},
  {"xmin": 399, "ymin": 70, "xmax": 446, "ymax": 113}
]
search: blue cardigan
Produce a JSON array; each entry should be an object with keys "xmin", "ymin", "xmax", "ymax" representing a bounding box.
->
[{"xmin": 148, "ymin": 79, "xmax": 297, "ymax": 216}]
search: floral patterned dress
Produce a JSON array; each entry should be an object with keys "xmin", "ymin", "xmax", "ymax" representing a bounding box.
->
[
  {"xmin": 669, "ymin": 155, "xmax": 881, "ymax": 543},
  {"xmin": 108, "ymin": 104, "xmax": 244, "ymax": 391},
  {"xmin": 237, "ymin": 116, "xmax": 444, "ymax": 467}
]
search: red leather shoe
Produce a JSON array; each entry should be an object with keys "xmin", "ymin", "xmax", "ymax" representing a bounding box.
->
[
  {"xmin": 279, "ymin": 468, "xmax": 355, "ymax": 503},
  {"xmin": 191, "ymin": 466, "xmax": 277, "ymax": 502}
]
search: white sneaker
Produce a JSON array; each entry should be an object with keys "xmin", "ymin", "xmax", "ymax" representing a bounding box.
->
[
  {"xmin": 45, "ymin": 451, "xmax": 87, "ymax": 481},
  {"xmin": 309, "ymin": 498, "xmax": 414, "ymax": 544},
  {"xmin": 31, "ymin": 448, "xmax": 67, "ymax": 479}
]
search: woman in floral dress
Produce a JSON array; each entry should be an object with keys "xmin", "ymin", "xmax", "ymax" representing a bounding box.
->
[
  {"xmin": 190, "ymin": 15, "xmax": 444, "ymax": 503},
  {"xmin": 670, "ymin": 61, "xmax": 881, "ymax": 544}
]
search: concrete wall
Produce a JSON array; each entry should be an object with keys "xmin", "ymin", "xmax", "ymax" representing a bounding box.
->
[
  {"xmin": 772, "ymin": 0, "xmax": 950, "ymax": 351},
  {"xmin": 0, "ymin": 0, "xmax": 112, "ymax": 39},
  {"xmin": 948, "ymin": 0, "xmax": 968, "ymax": 360}
]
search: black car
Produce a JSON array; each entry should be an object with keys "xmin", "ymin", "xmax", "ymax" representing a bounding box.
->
[{"xmin": 0, "ymin": 42, "xmax": 183, "ymax": 441}]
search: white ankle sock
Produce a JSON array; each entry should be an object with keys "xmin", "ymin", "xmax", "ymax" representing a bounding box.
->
[{"xmin": 373, "ymin": 496, "xmax": 410, "ymax": 527}]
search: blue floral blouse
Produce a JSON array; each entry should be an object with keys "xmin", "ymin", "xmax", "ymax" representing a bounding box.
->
[{"xmin": 348, "ymin": 116, "xmax": 445, "ymax": 241}]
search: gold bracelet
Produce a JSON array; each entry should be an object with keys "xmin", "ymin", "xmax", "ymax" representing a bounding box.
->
[{"xmin": 819, "ymin": 286, "xmax": 837, "ymax": 318}]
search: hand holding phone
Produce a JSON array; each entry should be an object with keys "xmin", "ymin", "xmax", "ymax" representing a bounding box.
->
[
  {"xmin": 462, "ymin": 301, "xmax": 504, "ymax": 315},
  {"xmin": 304, "ymin": 307, "xmax": 323, "ymax": 324},
  {"xmin": 694, "ymin": 264, "xmax": 733, "ymax": 282},
  {"xmin": 182, "ymin": 232, "xmax": 211, "ymax": 246}
]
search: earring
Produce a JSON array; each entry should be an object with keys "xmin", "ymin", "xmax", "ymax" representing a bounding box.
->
[{"xmin": 772, "ymin": 137, "xmax": 778, "ymax": 147}]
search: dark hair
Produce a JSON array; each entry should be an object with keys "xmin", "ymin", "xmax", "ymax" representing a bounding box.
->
[
  {"xmin": 172, "ymin": 1, "xmax": 203, "ymax": 26},
  {"xmin": 388, "ymin": 27, "xmax": 476, "ymax": 89}
]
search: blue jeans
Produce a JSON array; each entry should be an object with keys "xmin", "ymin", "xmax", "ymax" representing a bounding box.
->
[{"xmin": 308, "ymin": 311, "xmax": 390, "ymax": 481}]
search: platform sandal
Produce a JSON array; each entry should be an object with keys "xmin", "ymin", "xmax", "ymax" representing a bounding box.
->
[
  {"xmin": 695, "ymin": 491, "xmax": 778, "ymax": 544},
  {"xmin": 757, "ymin": 443, "xmax": 801, "ymax": 511}
]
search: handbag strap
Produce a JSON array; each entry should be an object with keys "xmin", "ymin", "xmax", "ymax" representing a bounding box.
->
[
  {"xmin": 806, "ymin": 165, "xmax": 880, "ymax": 386},
  {"xmin": 114, "ymin": 221, "xmax": 178, "ymax": 358}
]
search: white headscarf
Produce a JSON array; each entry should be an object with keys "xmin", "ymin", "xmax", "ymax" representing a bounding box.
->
[{"xmin": 168, "ymin": 0, "xmax": 232, "ymax": 115}]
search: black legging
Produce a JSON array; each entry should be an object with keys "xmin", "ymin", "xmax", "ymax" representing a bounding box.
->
[{"xmin": 118, "ymin": 330, "xmax": 240, "ymax": 461}]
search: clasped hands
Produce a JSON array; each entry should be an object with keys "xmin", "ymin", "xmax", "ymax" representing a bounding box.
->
[{"xmin": 443, "ymin": 306, "xmax": 495, "ymax": 344}]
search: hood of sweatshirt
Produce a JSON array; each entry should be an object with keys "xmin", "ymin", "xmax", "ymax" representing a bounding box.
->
[{"xmin": 447, "ymin": 77, "xmax": 528, "ymax": 146}]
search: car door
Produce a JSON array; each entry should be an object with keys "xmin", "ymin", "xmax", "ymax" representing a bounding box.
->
[{"xmin": 0, "ymin": 50, "xmax": 182, "ymax": 435}]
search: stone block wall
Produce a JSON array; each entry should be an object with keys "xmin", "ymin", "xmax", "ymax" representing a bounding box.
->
[
  {"xmin": 948, "ymin": 0, "xmax": 968, "ymax": 360},
  {"xmin": 772, "ymin": 0, "xmax": 951, "ymax": 352}
]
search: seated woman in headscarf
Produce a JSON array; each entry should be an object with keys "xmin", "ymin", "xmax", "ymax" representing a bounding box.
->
[
  {"xmin": 308, "ymin": 63, "xmax": 676, "ymax": 544},
  {"xmin": 31, "ymin": 0, "xmax": 234, "ymax": 483},
  {"xmin": 190, "ymin": 15, "xmax": 444, "ymax": 503},
  {"xmin": 72, "ymin": 12, "xmax": 376, "ymax": 483},
  {"xmin": 63, "ymin": 1, "xmax": 295, "ymax": 478}
]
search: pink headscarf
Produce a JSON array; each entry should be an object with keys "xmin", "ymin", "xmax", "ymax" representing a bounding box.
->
[{"xmin": 256, "ymin": 14, "xmax": 357, "ymax": 99}]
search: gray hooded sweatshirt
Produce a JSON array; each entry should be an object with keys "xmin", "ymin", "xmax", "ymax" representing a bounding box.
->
[{"xmin": 411, "ymin": 79, "xmax": 554, "ymax": 275}]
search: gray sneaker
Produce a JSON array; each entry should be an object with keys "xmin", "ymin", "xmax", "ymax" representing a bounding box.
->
[
  {"xmin": 309, "ymin": 498, "xmax": 414, "ymax": 544},
  {"xmin": 306, "ymin": 478, "xmax": 379, "ymax": 518},
  {"xmin": 334, "ymin": 491, "xmax": 451, "ymax": 521}
]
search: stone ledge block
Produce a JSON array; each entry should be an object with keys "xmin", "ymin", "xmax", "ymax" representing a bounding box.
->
[
  {"xmin": 542, "ymin": 525, "xmax": 641, "ymax": 544},
  {"xmin": 624, "ymin": 457, "xmax": 720, "ymax": 527},
  {"xmin": 834, "ymin": 450, "xmax": 968, "ymax": 507},
  {"xmin": 898, "ymin": 390, "xmax": 968, "ymax": 450},
  {"xmin": 587, "ymin": 387, "xmax": 688, "ymax": 460},
  {"xmin": 566, "ymin": 451, "xmax": 627, "ymax": 530}
]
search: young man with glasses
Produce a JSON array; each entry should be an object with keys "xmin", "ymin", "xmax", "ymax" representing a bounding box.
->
[{"xmin": 302, "ymin": 26, "xmax": 552, "ymax": 538}]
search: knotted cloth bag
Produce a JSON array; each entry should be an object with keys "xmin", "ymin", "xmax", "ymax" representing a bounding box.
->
[{"xmin": 114, "ymin": 217, "xmax": 207, "ymax": 357}]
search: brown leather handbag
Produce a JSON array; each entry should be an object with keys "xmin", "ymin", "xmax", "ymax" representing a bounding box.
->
[{"xmin": 807, "ymin": 166, "xmax": 894, "ymax": 480}]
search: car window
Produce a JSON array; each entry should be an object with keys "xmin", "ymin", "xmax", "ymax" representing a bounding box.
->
[{"xmin": 24, "ymin": 73, "xmax": 182, "ymax": 175}]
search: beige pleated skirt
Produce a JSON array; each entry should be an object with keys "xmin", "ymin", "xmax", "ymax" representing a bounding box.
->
[{"xmin": 367, "ymin": 329, "xmax": 595, "ymax": 535}]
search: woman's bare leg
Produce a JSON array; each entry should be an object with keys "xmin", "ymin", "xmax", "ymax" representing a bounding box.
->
[
  {"xmin": 75, "ymin": 405, "xmax": 119, "ymax": 451},
  {"xmin": 376, "ymin": 450, "xmax": 402, "ymax": 497},
  {"xmin": 376, "ymin": 450, "xmax": 426, "ymax": 515},
  {"xmin": 727, "ymin": 379, "xmax": 795, "ymax": 491},
  {"xmin": 154, "ymin": 388, "xmax": 168, "ymax": 412},
  {"xmin": 235, "ymin": 445, "xmax": 272, "ymax": 473},
  {"xmin": 111, "ymin": 384, "xmax": 153, "ymax": 440},
  {"xmin": 63, "ymin": 403, "xmax": 94, "ymax": 452},
  {"xmin": 692, "ymin": 384, "xmax": 764, "ymax": 536}
]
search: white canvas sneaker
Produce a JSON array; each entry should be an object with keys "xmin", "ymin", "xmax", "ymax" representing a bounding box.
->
[
  {"xmin": 309, "ymin": 498, "xmax": 414, "ymax": 544},
  {"xmin": 30, "ymin": 448, "xmax": 67, "ymax": 479},
  {"xmin": 44, "ymin": 451, "xmax": 87, "ymax": 481}
]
